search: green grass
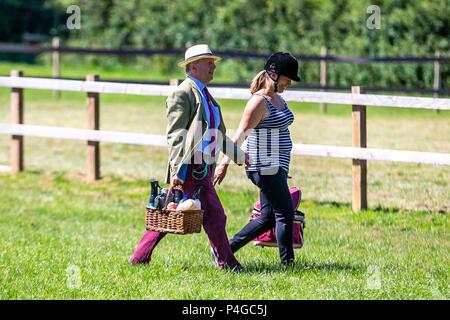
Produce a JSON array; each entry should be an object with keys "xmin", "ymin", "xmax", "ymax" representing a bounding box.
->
[
  {"xmin": 0, "ymin": 171, "xmax": 448, "ymax": 299},
  {"xmin": 0, "ymin": 61, "xmax": 449, "ymax": 299}
]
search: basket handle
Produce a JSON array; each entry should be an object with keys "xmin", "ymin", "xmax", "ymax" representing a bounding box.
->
[{"xmin": 163, "ymin": 185, "xmax": 184, "ymax": 210}]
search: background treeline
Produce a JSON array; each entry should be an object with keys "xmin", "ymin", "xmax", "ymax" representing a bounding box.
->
[{"xmin": 1, "ymin": 0, "xmax": 449, "ymax": 88}]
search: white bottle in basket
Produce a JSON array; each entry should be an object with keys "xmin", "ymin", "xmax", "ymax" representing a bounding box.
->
[{"xmin": 177, "ymin": 199, "xmax": 197, "ymax": 211}]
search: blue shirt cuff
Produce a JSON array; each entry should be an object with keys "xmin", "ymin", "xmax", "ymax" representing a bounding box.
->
[{"xmin": 177, "ymin": 164, "xmax": 188, "ymax": 182}]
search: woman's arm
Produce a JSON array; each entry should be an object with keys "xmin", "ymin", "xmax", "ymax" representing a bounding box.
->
[
  {"xmin": 213, "ymin": 95, "xmax": 268, "ymax": 185},
  {"xmin": 232, "ymin": 95, "xmax": 267, "ymax": 146}
]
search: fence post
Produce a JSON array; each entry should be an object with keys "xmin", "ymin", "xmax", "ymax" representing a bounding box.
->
[
  {"xmin": 170, "ymin": 79, "xmax": 180, "ymax": 86},
  {"xmin": 351, "ymin": 86, "xmax": 367, "ymax": 211},
  {"xmin": 86, "ymin": 74, "xmax": 100, "ymax": 182},
  {"xmin": 434, "ymin": 51, "xmax": 441, "ymax": 113},
  {"xmin": 320, "ymin": 46, "xmax": 328, "ymax": 113},
  {"xmin": 10, "ymin": 70, "xmax": 24, "ymax": 174},
  {"xmin": 52, "ymin": 36, "xmax": 61, "ymax": 99}
]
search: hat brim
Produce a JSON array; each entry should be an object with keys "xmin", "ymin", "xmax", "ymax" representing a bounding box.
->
[
  {"xmin": 178, "ymin": 55, "xmax": 222, "ymax": 68},
  {"xmin": 290, "ymin": 75, "xmax": 301, "ymax": 82}
]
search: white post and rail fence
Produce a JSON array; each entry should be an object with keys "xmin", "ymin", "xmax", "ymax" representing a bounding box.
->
[{"xmin": 1, "ymin": 71, "xmax": 449, "ymax": 211}]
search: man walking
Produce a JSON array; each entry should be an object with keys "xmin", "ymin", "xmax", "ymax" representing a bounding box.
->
[{"xmin": 130, "ymin": 44, "xmax": 245, "ymax": 271}]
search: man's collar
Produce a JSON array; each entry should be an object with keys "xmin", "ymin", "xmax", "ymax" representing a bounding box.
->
[{"xmin": 188, "ymin": 75, "xmax": 206, "ymax": 91}]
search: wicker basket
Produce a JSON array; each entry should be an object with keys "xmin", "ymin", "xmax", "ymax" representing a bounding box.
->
[{"xmin": 145, "ymin": 187, "xmax": 203, "ymax": 235}]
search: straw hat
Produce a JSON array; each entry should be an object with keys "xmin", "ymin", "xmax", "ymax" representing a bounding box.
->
[{"xmin": 178, "ymin": 44, "xmax": 222, "ymax": 68}]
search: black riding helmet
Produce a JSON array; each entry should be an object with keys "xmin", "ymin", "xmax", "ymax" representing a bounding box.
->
[{"xmin": 264, "ymin": 52, "xmax": 301, "ymax": 92}]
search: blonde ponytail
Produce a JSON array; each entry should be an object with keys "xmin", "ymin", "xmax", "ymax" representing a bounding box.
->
[{"xmin": 250, "ymin": 70, "xmax": 267, "ymax": 94}]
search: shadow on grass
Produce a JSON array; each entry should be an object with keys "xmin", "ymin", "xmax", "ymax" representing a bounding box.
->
[
  {"xmin": 313, "ymin": 200, "xmax": 351, "ymax": 209},
  {"xmin": 241, "ymin": 259, "xmax": 365, "ymax": 274}
]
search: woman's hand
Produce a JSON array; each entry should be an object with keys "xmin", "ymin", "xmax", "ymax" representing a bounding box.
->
[{"xmin": 213, "ymin": 164, "xmax": 228, "ymax": 186}]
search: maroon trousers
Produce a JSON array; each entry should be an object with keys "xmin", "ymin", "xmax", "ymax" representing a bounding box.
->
[{"xmin": 130, "ymin": 166, "xmax": 241, "ymax": 270}]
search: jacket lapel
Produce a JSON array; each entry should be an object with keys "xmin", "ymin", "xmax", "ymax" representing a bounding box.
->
[{"xmin": 187, "ymin": 78, "xmax": 208, "ymax": 123}]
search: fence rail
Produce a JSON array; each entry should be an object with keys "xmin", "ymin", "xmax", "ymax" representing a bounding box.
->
[
  {"xmin": 1, "ymin": 42, "xmax": 449, "ymax": 63},
  {"xmin": 1, "ymin": 76, "xmax": 449, "ymax": 109},
  {"xmin": 0, "ymin": 124, "xmax": 449, "ymax": 166},
  {"xmin": 1, "ymin": 72, "xmax": 449, "ymax": 211}
]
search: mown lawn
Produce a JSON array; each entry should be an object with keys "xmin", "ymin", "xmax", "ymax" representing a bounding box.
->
[
  {"xmin": 0, "ymin": 171, "xmax": 448, "ymax": 299},
  {"xmin": 0, "ymin": 61, "xmax": 449, "ymax": 299}
]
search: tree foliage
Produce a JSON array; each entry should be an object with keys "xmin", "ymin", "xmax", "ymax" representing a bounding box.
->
[{"xmin": 3, "ymin": 0, "xmax": 449, "ymax": 88}]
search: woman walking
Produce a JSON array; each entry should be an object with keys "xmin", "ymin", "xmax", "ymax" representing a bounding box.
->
[{"xmin": 213, "ymin": 52, "xmax": 301, "ymax": 266}]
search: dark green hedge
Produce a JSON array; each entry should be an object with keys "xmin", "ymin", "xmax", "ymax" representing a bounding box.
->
[{"xmin": 3, "ymin": 0, "xmax": 450, "ymax": 88}]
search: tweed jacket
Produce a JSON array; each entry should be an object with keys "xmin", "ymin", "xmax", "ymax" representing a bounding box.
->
[{"xmin": 165, "ymin": 77, "xmax": 245, "ymax": 183}]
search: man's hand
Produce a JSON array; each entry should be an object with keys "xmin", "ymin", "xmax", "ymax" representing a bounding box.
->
[
  {"xmin": 213, "ymin": 164, "xmax": 228, "ymax": 186},
  {"xmin": 171, "ymin": 177, "xmax": 184, "ymax": 187}
]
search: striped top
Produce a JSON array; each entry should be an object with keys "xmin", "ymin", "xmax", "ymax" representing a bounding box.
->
[{"xmin": 246, "ymin": 94, "xmax": 294, "ymax": 173}]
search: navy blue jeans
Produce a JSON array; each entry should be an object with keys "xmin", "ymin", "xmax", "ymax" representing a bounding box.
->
[{"xmin": 229, "ymin": 167, "xmax": 295, "ymax": 264}]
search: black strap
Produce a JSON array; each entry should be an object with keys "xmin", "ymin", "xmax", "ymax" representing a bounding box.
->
[{"xmin": 265, "ymin": 71, "xmax": 281, "ymax": 92}]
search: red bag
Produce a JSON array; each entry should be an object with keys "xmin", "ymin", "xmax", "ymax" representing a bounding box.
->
[{"xmin": 251, "ymin": 187, "xmax": 305, "ymax": 249}]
